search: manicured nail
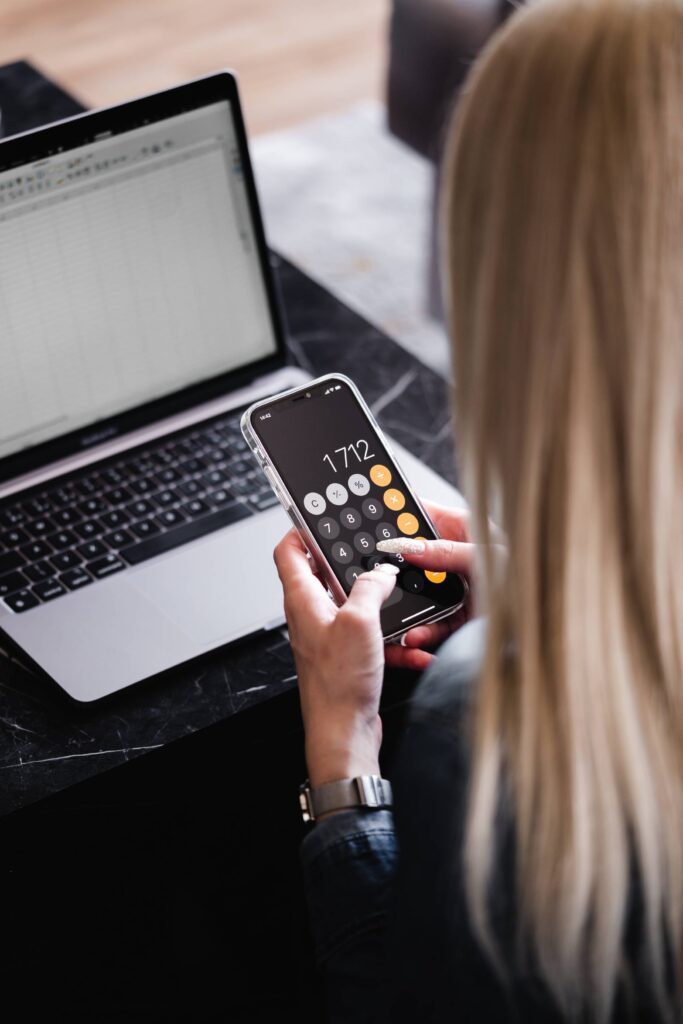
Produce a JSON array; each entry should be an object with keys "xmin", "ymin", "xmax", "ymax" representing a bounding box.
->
[
  {"xmin": 376, "ymin": 538, "xmax": 426, "ymax": 555},
  {"xmin": 375, "ymin": 562, "xmax": 400, "ymax": 575}
]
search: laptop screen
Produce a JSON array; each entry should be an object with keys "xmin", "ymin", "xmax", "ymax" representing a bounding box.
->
[{"xmin": 0, "ymin": 94, "xmax": 279, "ymax": 463}]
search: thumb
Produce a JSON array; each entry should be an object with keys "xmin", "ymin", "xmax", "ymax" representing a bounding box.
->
[{"xmin": 344, "ymin": 563, "xmax": 399, "ymax": 618}]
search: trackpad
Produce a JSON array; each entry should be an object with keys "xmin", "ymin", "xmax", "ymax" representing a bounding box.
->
[{"xmin": 127, "ymin": 509, "xmax": 289, "ymax": 645}]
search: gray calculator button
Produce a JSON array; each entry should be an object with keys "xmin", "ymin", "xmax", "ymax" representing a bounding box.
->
[
  {"xmin": 348, "ymin": 473, "xmax": 370, "ymax": 496},
  {"xmin": 344, "ymin": 565, "xmax": 365, "ymax": 588},
  {"xmin": 376, "ymin": 522, "xmax": 397, "ymax": 541},
  {"xmin": 331, "ymin": 541, "xmax": 353, "ymax": 565},
  {"xmin": 362, "ymin": 498, "xmax": 383, "ymax": 521},
  {"xmin": 340, "ymin": 507, "xmax": 361, "ymax": 530},
  {"xmin": 304, "ymin": 492, "xmax": 326, "ymax": 515},
  {"xmin": 326, "ymin": 483, "xmax": 348, "ymax": 506},
  {"xmin": 317, "ymin": 517, "xmax": 340, "ymax": 541},
  {"xmin": 353, "ymin": 531, "xmax": 375, "ymax": 555}
]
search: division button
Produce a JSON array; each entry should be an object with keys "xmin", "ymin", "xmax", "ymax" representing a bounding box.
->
[
  {"xmin": 397, "ymin": 512, "xmax": 419, "ymax": 535},
  {"xmin": 303, "ymin": 492, "xmax": 326, "ymax": 515},
  {"xmin": 376, "ymin": 522, "xmax": 397, "ymax": 542},
  {"xmin": 370, "ymin": 464, "xmax": 392, "ymax": 487},
  {"xmin": 326, "ymin": 482, "xmax": 348, "ymax": 506},
  {"xmin": 347, "ymin": 473, "xmax": 370, "ymax": 496},
  {"xmin": 362, "ymin": 498, "xmax": 383, "ymax": 521},
  {"xmin": 340, "ymin": 507, "xmax": 362, "ymax": 530},
  {"xmin": 317, "ymin": 517, "xmax": 340, "ymax": 541},
  {"xmin": 331, "ymin": 541, "xmax": 353, "ymax": 565},
  {"xmin": 353, "ymin": 531, "xmax": 375, "ymax": 555},
  {"xmin": 344, "ymin": 565, "xmax": 365, "ymax": 588},
  {"xmin": 383, "ymin": 488, "xmax": 405, "ymax": 512}
]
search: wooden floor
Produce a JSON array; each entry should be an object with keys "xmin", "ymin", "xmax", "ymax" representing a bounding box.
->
[{"xmin": 0, "ymin": 0, "xmax": 389, "ymax": 134}]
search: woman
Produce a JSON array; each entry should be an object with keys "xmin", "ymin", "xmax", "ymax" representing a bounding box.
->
[{"xmin": 274, "ymin": 0, "xmax": 683, "ymax": 1019}]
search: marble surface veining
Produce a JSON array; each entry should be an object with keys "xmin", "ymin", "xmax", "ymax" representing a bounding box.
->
[{"xmin": 0, "ymin": 66, "xmax": 459, "ymax": 817}]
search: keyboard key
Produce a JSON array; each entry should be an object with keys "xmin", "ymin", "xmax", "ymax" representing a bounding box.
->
[
  {"xmin": 0, "ymin": 507, "xmax": 25, "ymax": 528},
  {"xmin": 79, "ymin": 498, "xmax": 107, "ymax": 517},
  {"xmin": 151, "ymin": 449, "xmax": 176, "ymax": 468},
  {"xmin": 0, "ymin": 570, "xmax": 28, "ymax": 597},
  {"xmin": 104, "ymin": 486, "xmax": 133, "ymax": 506},
  {"xmin": 206, "ymin": 450, "xmax": 225, "ymax": 464},
  {"xmin": 50, "ymin": 550, "xmax": 82, "ymax": 572},
  {"xmin": 129, "ymin": 456, "xmax": 155, "ymax": 476},
  {"xmin": 157, "ymin": 467, "xmax": 181, "ymax": 485},
  {"xmin": 208, "ymin": 488, "xmax": 233, "ymax": 508},
  {"xmin": 105, "ymin": 529, "xmax": 134, "ymax": 549},
  {"xmin": 0, "ymin": 550, "xmax": 25, "ymax": 574},
  {"xmin": 22, "ymin": 497, "xmax": 52, "ymax": 517},
  {"xmin": 155, "ymin": 508, "xmax": 186, "ymax": 529},
  {"xmin": 25, "ymin": 560, "xmax": 53, "ymax": 582},
  {"xmin": 129, "ymin": 499, "xmax": 154, "ymax": 518},
  {"xmin": 53, "ymin": 507, "xmax": 82, "ymax": 527},
  {"xmin": 182, "ymin": 499, "xmax": 210, "ymax": 518},
  {"xmin": 253, "ymin": 492, "xmax": 280, "ymax": 511},
  {"xmin": 75, "ymin": 520, "xmax": 104, "ymax": 540},
  {"xmin": 87, "ymin": 554, "xmax": 126, "ymax": 579},
  {"xmin": 153, "ymin": 489, "xmax": 180, "ymax": 508},
  {"xmin": 0, "ymin": 528, "xmax": 30, "ymax": 547},
  {"xmin": 121, "ymin": 504, "xmax": 250, "ymax": 566},
  {"xmin": 179, "ymin": 456, "xmax": 207, "ymax": 475},
  {"xmin": 20, "ymin": 540, "xmax": 52, "ymax": 562},
  {"xmin": 102, "ymin": 509, "xmax": 130, "ymax": 529},
  {"xmin": 33, "ymin": 579, "xmax": 67, "ymax": 602},
  {"xmin": 77, "ymin": 540, "xmax": 108, "ymax": 561},
  {"xmin": 75, "ymin": 477, "xmax": 99, "ymax": 497},
  {"xmin": 178, "ymin": 479, "xmax": 202, "ymax": 498},
  {"xmin": 130, "ymin": 479, "xmax": 155, "ymax": 495},
  {"xmin": 130, "ymin": 519, "xmax": 161, "ymax": 539},
  {"xmin": 50, "ymin": 529, "xmax": 78, "ymax": 550},
  {"xmin": 60, "ymin": 568, "xmax": 93, "ymax": 591},
  {"xmin": 100, "ymin": 467, "xmax": 125, "ymax": 487},
  {"xmin": 26, "ymin": 516, "xmax": 56, "ymax": 538},
  {"xmin": 4, "ymin": 590, "xmax": 39, "ymax": 613},
  {"xmin": 203, "ymin": 469, "xmax": 227, "ymax": 488},
  {"xmin": 50, "ymin": 486, "xmax": 77, "ymax": 507}
]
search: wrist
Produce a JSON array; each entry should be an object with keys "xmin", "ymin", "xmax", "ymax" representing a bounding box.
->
[{"xmin": 304, "ymin": 713, "xmax": 381, "ymax": 788}]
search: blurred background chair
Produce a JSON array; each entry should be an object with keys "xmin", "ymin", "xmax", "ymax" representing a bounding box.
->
[{"xmin": 387, "ymin": 0, "xmax": 516, "ymax": 318}]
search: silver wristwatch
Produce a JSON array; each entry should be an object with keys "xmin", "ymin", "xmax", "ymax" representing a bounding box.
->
[{"xmin": 299, "ymin": 775, "xmax": 393, "ymax": 823}]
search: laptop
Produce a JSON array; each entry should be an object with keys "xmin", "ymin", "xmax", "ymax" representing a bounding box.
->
[{"xmin": 0, "ymin": 71, "xmax": 460, "ymax": 702}]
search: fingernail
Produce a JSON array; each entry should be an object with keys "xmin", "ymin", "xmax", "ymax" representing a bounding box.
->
[
  {"xmin": 375, "ymin": 562, "xmax": 400, "ymax": 575},
  {"xmin": 376, "ymin": 538, "xmax": 426, "ymax": 555}
]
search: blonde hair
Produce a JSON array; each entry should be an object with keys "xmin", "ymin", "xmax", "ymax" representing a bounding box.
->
[{"xmin": 442, "ymin": 0, "xmax": 683, "ymax": 1018}]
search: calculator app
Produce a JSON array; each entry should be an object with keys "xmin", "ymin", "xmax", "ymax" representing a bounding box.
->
[{"xmin": 251, "ymin": 378, "xmax": 466, "ymax": 636}]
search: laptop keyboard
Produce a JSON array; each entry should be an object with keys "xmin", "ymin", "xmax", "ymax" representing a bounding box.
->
[{"xmin": 0, "ymin": 410, "xmax": 279, "ymax": 613}]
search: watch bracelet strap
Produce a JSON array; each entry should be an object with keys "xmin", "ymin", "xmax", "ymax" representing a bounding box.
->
[{"xmin": 300, "ymin": 775, "xmax": 393, "ymax": 821}]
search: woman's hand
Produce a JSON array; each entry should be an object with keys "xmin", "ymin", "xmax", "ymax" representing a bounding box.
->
[
  {"xmin": 274, "ymin": 530, "xmax": 399, "ymax": 787},
  {"xmin": 273, "ymin": 498, "xmax": 478, "ymax": 789},
  {"xmin": 385, "ymin": 499, "xmax": 476, "ymax": 661}
]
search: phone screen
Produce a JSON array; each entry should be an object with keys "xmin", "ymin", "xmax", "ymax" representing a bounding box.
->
[{"xmin": 250, "ymin": 376, "xmax": 466, "ymax": 636}]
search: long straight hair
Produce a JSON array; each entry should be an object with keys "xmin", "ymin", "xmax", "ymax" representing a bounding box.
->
[{"xmin": 441, "ymin": 0, "xmax": 683, "ymax": 1018}]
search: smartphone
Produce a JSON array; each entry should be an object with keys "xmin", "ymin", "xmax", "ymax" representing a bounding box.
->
[{"xmin": 241, "ymin": 373, "xmax": 467, "ymax": 641}]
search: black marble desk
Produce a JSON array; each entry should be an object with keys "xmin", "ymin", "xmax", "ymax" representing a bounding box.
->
[{"xmin": 0, "ymin": 63, "xmax": 458, "ymax": 819}]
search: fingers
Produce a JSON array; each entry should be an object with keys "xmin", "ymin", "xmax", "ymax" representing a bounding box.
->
[
  {"xmin": 343, "ymin": 565, "xmax": 399, "ymax": 620},
  {"xmin": 385, "ymin": 644, "xmax": 433, "ymax": 671},
  {"xmin": 273, "ymin": 529, "xmax": 334, "ymax": 619},
  {"xmin": 401, "ymin": 618, "xmax": 455, "ymax": 650},
  {"xmin": 419, "ymin": 500, "xmax": 470, "ymax": 543},
  {"xmin": 377, "ymin": 537, "xmax": 476, "ymax": 576}
]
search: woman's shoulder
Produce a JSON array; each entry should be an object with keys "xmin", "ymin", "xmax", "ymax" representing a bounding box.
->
[{"xmin": 409, "ymin": 617, "xmax": 486, "ymax": 724}]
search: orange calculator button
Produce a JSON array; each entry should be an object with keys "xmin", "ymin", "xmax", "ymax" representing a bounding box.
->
[
  {"xmin": 383, "ymin": 488, "xmax": 405, "ymax": 511},
  {"xmin": 397, "ymin": 512, "xmax": 419, "ymax": 535},
  {"xmin": 425, "ymin": 570, "xmax": 447, "ymax": 584},
  {"xmin": 370, "ymin": 464, "xmax": 392, "ymax": 487}
]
